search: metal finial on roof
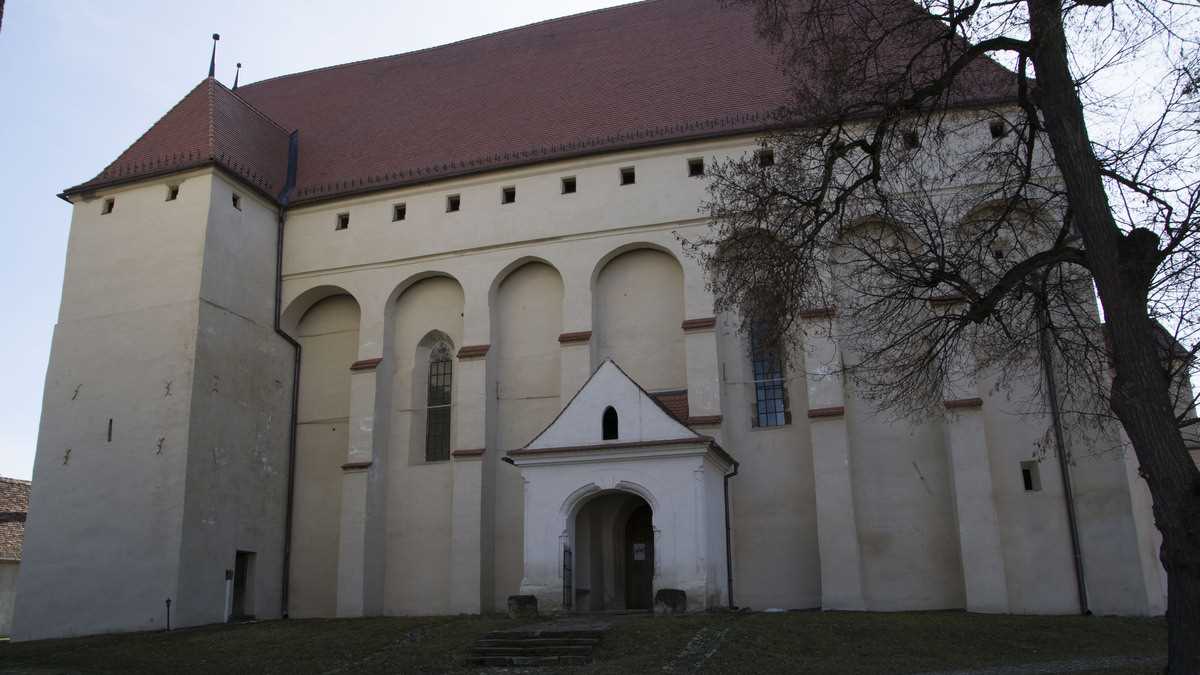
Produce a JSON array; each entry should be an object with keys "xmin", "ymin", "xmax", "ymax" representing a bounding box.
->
[
  {"xmin": 233, "ymin": 63, "xmax": 242, "ymax": 90},
  {"xmin": 208, "ymin": 34, "xmax": 220, "ymax": 78}
]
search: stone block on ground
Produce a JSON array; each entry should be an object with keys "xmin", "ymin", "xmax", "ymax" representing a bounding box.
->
[
  {"xmin": 507, "ymin": 594, "xmax": 539, "ymax": 619},
  {"xmin": 654, "ymin": 588, "xmax": 687, "ymax": 615}
]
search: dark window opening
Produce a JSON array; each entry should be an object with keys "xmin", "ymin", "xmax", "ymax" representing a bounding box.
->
[
  {"xmin": 992, "ymin": 246, "xmax": 1006, "ymax": 260},
  {"xmin": 335, "ymin": 213, "xmax": 350, "ymax": 230},
  {"xmin": 166, "ymin": 185, "xmax": 180, "ymax": 201},
  {"xmin": 602, "ymin": 406, "xmax": 619, "ymax": 440},
  {"xmin": 425, "ymin": 343, "xmax": 453, "ymax": 461},
  {"xmin": 756, "ymin": 148, "xmax": 774, "ymax": 167},
  {"xmin": 989, "ymin": 119, "xmax": 1007, "ymax": 139},
  {"xmin": 620, "ymin": 166, "xmax": 636, "ymax": 186},
  {"xmin": 393, "ymin": 203, "xmax": 406, "ymax": 221},
  {"xmin": 561, "ymin": 176, "xmax": 577, "ymax": 194},
  {"xmin": 232, "ymin": 193, "xmax": 242, "ymax": 210},
  {"xmin": 1020, "ymin": 461, "xmax": 1041, "ymax": 492},
  {"xmin": 446, "ymin": 194, "xmax": 461, "ymax": 212},
  {"xmin": 688, "ymin": 158, "xmax": 705, "ymax": 177},
  {"xmin": 750, "ymin": 321, "xmax": 790, "ymax": 427},
  {"xmin": 101, "ymin": 198, "xmax": 115, "ymax": 215},
  {"xmin": 502, "ymin": 186, "xmax": 516, "ymax": 204},
  {"xmin": 902, "ymin": 130, "xmax": 921, "ymax": 149}
]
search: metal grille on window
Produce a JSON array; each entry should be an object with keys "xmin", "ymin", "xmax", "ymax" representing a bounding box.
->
[
  {"xmin": 751, "ymin": 322, "xmax": 790, "ymax": 427},
  {"xmin": 425, "ymin": 343, "xmax": 453, "ymax": 461}
]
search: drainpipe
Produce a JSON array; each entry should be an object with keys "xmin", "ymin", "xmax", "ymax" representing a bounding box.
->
[
  {"xmin": 1036, "ymin": 293, "xmax": 1090, "ymax": 615},
  {"xmin": 723, "ymin": 459, "xmax": 740, "ymax": 609},
  {"xmin": 275, "ymin": 131, "xmax": 301, "ymax": 619}
]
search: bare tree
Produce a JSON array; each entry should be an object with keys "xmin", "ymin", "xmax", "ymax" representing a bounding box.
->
[{"xmin": 688, "ymin": 0, "xmax": 1200, "ymax": 670}]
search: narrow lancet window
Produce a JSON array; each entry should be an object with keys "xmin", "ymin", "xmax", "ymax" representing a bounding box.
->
[
  {"xmin": 750, "ymin": 321, "xmax": 789, "ymax": 427},
  {"xmin": 602, "ymin": 406, "xmax": 619, "ymax": 440},
  {"xmin": 425, "ymin": 342, "xmax": 453, "ymax": 461}
]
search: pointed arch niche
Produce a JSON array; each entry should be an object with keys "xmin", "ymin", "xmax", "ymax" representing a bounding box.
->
[
  {"xmin": 288, "ymin": 291, "xmax": 360, "ymax": 618},
  {"xmin": 593, "ymin": 247, "xmax": 686, "ymax": 392}
]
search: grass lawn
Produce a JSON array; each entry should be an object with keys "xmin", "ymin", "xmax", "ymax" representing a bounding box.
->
[{"xmin": 0, "ymin": 611, "xmax": 1166, "ymax": 674}]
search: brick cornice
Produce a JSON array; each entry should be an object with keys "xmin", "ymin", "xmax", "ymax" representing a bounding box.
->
[
  {"xmin": 451, "ymin": 448, "xmax": 486, "ymax": 458},
  {"xmin": 688, "ymin": 415, "xmax": 723, "ymax": 426},
  {"xmin": 681, "ymin": 317, "xmax": 717, "ymax": 332},
  {"xmin": 341, "ymin": 460, "xmax": 372, "ymax": 471},
  {"xmin": 558, "ymin": 331, "xmax": 592, "ymax": 345},
  {"xmin": 799, "ymin": 307, "xmax": 837, "ymax": 320},
  {"xmin": 457, "ymin": 344, "xmax": 490, "ymax": 360},
  {"xmin": 807, "ymin": 405, "xmax": 845, "ymax": 419},
  {"xmin": 944, "ymin": 397, "xmax": 984, "ymax": 410},
  {"xmin": 349, "ymin": 357, "xmax": 382, "ymax": 371}
]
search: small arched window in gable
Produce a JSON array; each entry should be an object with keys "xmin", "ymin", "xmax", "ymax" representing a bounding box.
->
[{"xmin": 602, "ymin": 406, "xmax": 619, "ymax": 441}]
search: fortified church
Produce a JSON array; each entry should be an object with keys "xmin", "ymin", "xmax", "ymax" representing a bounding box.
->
[{"xmin": 13, "ymin": 0, "xmax": 1174, "ymax": 640}]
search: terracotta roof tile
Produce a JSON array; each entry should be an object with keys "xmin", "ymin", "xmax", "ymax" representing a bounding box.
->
[
  {"xmin": 64, "ymin": 0, "xmax": 1016, "ymax": 205},
  {"xmin": 65, "ymin": 79, "xmax": 291, "ymax": 200},
  {"xmin": 0, "ymin": 477, "xmax": 30, "ymax": 562}
]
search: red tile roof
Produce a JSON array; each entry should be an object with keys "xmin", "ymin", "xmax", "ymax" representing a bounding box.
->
[
  {"xmin": 65, "ymin": 79, "xmax": 291, "ymax": 200},
  {"xmin": 63, "ymin": 0, "xmax": 1016, "ymax": 205},
  {"xmin": 0, "ymin": 477, "xmax": 30, "ymax": 562}
]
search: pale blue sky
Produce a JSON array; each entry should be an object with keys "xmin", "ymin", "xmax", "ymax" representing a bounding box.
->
[{"xmin": 0, "ymin": 0, "xmax": 629, "ymax": 479}]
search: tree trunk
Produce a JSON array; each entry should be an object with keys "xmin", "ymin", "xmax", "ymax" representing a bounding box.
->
[{"xmin": 1028, "ymin": 1, "xmax": 1200, "ymax": 672}]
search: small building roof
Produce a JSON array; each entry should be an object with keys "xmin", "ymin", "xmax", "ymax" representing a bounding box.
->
[{"xmin": 0, "ymin": 476, "xmax": 31, "ymax": 562}]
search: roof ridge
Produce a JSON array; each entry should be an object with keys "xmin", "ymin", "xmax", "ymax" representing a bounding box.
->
[
  {"xmin": 212, "ymin": 78, "xmax": 292, "ymax": 134},
  {"xmin": 0, "ymin": 477, "xmax": 30, "ymax": 485},
  {"xmin": 238, "ymin": 0, "xmax": 657, "ymax": 92}
]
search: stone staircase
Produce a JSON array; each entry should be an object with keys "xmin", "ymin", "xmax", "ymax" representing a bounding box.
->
[{"xmin": 468, "ymin": 621, "xmax": 608, "ymax": 668}]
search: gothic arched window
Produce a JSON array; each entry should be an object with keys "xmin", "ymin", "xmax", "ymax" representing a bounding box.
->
[
  {"xmin": 425, "ymin": 342, "xmax": 453, "ymax": 461},
  {"xmin": 602, "ymin": 406, "xmax": 619, "ymax": 440},
  {"xmin": 750, "ymin": 321, "xmax": 790, "ymax": 427}
]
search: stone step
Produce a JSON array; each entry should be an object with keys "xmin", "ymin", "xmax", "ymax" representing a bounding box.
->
[
  {"xmin": 476, "ymin": 637, "xmax": 601, "ymax": 648},
  {"xmin": 469, "ymin": 655, "xmax": 592, "ymax": 667},
  {"xmin": 472, "ymin": 645, "xmax": 594, "ymax": 656}
]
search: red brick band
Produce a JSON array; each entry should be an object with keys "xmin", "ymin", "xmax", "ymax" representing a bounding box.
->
[
  {"xmin": 688, "ymin": 415, "xmax": 723, "ymax": 426},
  {"xmin": 807, "ymin": 405, "xmax": 845, "ymax": 419},
  {"xmin": 451, "ymin": 448, "xmax": 486, "ymax": 458},
  {"xmin": 558, "ymin": 331, "xmax": 592, "ymax": 344},
  {"xmin": 944, "ymin": 397, "xmax": 984, "ymax": 410},
  {"xmin": 457, "ymin": 344, "xmax": 490, "ymax": 359},
  {"xmin": 349, "ymin": 357, "xmax": 383, "ymax": 371},
  {"xmin": 341, "ymin": 461, "xmax": 372, "ymax": 471},
  {"xmin": 681, "ymin": 317, "xmax": 717, "ymax": 331},
  {"xmin": 799, "ymin": 307, "xmax": 837, "ymax": 320}
]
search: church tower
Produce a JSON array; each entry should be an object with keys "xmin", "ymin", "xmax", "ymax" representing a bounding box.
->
[{"xmin": 13, "ymin": 78, "xmax": 297, "ymax": 639}]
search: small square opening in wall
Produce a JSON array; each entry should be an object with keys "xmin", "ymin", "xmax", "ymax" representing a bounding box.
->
[
  {"xmin": 561, "ymin": 176, "xmax": 577, "ymax": 194},
  {"xmin": 990, "ymin": 119, "xmax": 1008, "ymax": 139},
  {"xmin": 688, "ymin": 157, "xmax": 705, "ymax": 177},
  {"xmin": 1020, "ymin": 460, "xmax": 1042, "ymax": 492},
  {"xmin": 902, "ymin": 130, "xmax": 921, "ymax": 149},
  {"xmin": 446, "ymin": 194, "xmax": 461, "ymax": 212},
  {"xmin": 232, "ymin": 193, "xmax": 242, "ymax": 211},
  {"xmin": 620, "ymin": 166, "xmax": 636, "ymax": 186},
  {"xmin": 756, "ymin": 148, "xmax": 775, "ymax": 167},
  {"xmin": 392, "ymin": 203, "xmax": 406, "ymax": 221},
  {"xmin": 166, "ymin": 185, "xmax": 180, "ymax": 201},
  {"xmin": 501, "ymin": 186, "xmax": 516, "ymax": 204},
  {"xmin": 335, "ymin": 213, "xmax": 350, "ymax": 230},
  {"xmin": 101, "ymin": 198, "xmax": 115, "ymax": 215}
]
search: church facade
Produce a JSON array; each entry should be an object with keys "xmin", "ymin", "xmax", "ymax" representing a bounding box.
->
[{"xmin": 13, "ymin": 0, "xmax": 1172, "ymax": 641}]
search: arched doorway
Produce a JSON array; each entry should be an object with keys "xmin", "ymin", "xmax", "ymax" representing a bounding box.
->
[{"xmin": 571, "ymin": 491, "xmax": 654, "ymax": 611}]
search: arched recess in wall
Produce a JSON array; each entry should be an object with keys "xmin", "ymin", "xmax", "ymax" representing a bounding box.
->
[
  {"xmin": 384, "ymin": 273, "xmax": 465, "ymax": 614},
  {"xmin": 593, "ymin": 245, "xmax": 686, "ymax": 392},
  {"xmin": 286, "ymin": 288, "xmax": 361, "ymax": 618},
  {"xmin": 490, "ymin": 258, "xmax": 564, "ymax": 608}
]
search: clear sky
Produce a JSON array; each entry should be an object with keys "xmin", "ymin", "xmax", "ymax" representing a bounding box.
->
[{"xmin": 0, "ymin": 0, "xmax": 630, "ymax": 480}]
